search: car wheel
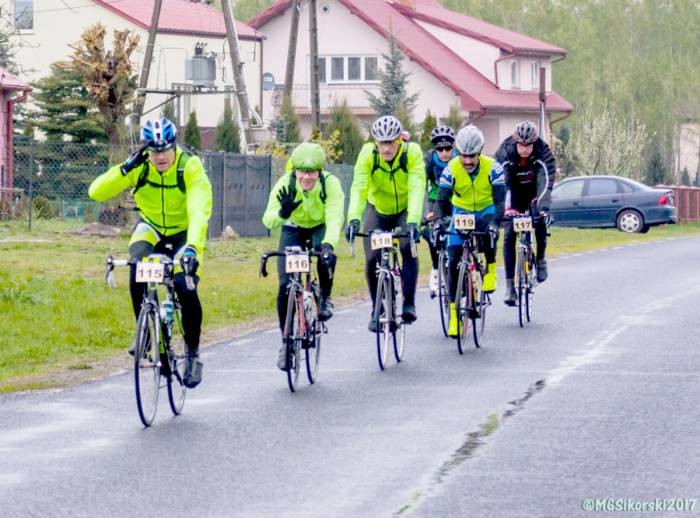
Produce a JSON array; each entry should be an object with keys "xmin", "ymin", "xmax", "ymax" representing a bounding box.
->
[
  {"xmin": 616, "ymin": 209, "xmax": 644, "ymax": 233},
  {"xmin": 640, "ymin": 225, "xmax": 650, "ymax": 234}
]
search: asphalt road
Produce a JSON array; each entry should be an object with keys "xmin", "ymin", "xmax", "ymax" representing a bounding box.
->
[{"xmin": 1, "ymin": 235, "xmax": 699, "ymax": 518}]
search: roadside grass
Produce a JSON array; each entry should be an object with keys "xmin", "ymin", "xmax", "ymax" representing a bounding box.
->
[{"xmin": 1, "ymin": 219, "xmax": 699, "ymax": 392}]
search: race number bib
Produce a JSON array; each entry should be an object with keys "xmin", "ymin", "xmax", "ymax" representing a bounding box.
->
[
  {"xmin": 513, "ymin": 217, "xmax": 533, "ymax": 232},
  {"xmin": 135, "ymin": 261, "xmax": 165, "ymax": 283},
  {"xmin": 285, "ymin": 253, "xmax": 310, "ymax": 273},
  {"xmin": 453, "ymin": 214, "xmax": 476, "ymax": 231},
  {"xmin": 370, "ymin": 232, "xmax": 393, "ymax": 250}
]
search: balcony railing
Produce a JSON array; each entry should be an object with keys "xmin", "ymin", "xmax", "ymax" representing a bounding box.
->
[{"xmin": 271, "ymin": 83, "xmax": 380, "ymax": 111}]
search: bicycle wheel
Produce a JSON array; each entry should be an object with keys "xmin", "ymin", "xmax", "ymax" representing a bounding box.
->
[
  {"xmin": 472, "ymin": 269, "xmax": 485, "ymax": 348},
  {"xmin": 167, "ymin": 307, "xmax": 186, "ymax": 416},
  {"xmin": 284, "ymin": 289, "xmax": 302, "ymax": 392},
  {"xmin": 134, "ymin": 306, "xmax": 160, "ymax": 427},
  {"xmin": 392, "ymin": 274, "xmax": 406, "ymax": 362},
  {"xmin": 437, "ymin": 251, "xmax": 450, "ymax": 338},
  {"xmin": 525, "ymin": 249, "xmax": 535, "ymax": 323},
  {"xmin": 454, "ymin": 265, "xmax": 469, "ymax": 355},
  {"xmin": 374, "ymin": 272, "xmax": 393, "ymax": 370},
  {"xmin": 305, "ymin": 316, "xmax": 322, "ymax": 384},
  {"xmin": 517, "ymin": 251, "xmax": 527, "ymax": 328}
]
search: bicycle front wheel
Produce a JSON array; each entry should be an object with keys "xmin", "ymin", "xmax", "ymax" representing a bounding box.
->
[
  {"xmin": 134, "ymin": 306, "xmax": 160, "ymax": 427},
  {"xmin": 374, "ymin": 272, "xmax": 393, "ymax": 370},
  {"xmin": 472, "ymin": 271, "xmax": 485, "ymax": 348},
  {"xmin": 285, "ymin": 289, "xmax": 302, "ymax": 392},
  {"xmin": 437, "ymin": 251, "xmax": 450, "ymax": 337},
  {"xmin": 305, "ymin": 317, "xmax": 322, "ymax": 384},
  {"xmin": 454, "ymin": 265, "xmax": 469, "ymax": 355},
  {"xmin": 517, "ymin": 251, "xmax": 527, "ymax": 328},
  {"xmin": 167, "ymin": 307, "xmax": 186, "ymax": 416}
]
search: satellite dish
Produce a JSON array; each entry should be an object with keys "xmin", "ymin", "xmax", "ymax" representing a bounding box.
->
[{"xmin": 262, "ymin": 73, "xmax": 275, "ymax": 91}]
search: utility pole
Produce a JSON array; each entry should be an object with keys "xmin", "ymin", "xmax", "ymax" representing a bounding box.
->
[
  {"xmin": 309, "ymin": 0, "xmax": 321, "ymax": 129},
  {"xmin": 284, "ymin": 0, "xmax": 301, "ymax": 97},
  {"xmin": 221, "ymin": 0, "xmax": 251, "ymax": 152},
  {"xmin": 133, "ymin": 0, "xmax": 162, "ymax": 128},
  {"xmin": 538, "ymin": 66, "xmax": 547, "ymax": 143}
]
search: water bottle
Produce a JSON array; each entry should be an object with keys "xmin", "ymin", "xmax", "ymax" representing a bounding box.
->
[
  {"xmin": 303, "ymin": 290, "xmax": 313, "ymax": 321},
  {"xmin": 161, "ymin": 298, "xmax": 174, "ymax": 337}
]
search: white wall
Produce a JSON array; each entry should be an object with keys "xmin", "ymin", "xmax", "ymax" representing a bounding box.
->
[
  {"xmin": 678, "ymin": 122, "xmax": 700, "ymax": 179},
  {"xmin": 413, "ymin": 20, "xmax": 499, "ymax": 83},
  {"xmin": 2, "ymin": 0, "xmax": 261, "ymax": 130}
]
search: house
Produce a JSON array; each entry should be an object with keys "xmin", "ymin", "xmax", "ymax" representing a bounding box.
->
[
  {"xmin": 249, "ymin": 0, "xmax": 573, "ymax": 154},
  {"xmin": 2, "ymin": 0, "xmax": 264, "ymax": 137},
  {"xmin": 0, "ymin": 67, "xmax": 30, "ymax": 206}
]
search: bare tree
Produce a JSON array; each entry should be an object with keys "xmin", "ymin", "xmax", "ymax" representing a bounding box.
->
[{"xmin": 62, "ymin": 24, "xmax": 140, "ymax": 161}]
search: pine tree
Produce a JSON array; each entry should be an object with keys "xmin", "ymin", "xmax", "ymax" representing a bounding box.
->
[
  {"xmin": 162, "ymin": 100, "xmax": 176, "ymax": 125},
  {"xmin": 276, "ymin": 93, "xmax": 300, "ymax": 143},
  {"xmin": 680, "ymin": 167, "xmax": 690, "ymax": 186},
  {"xmin": 644, "ymin": 146, "xmax": 668, "ymax": 186},
  {"xmin": 183, "ymin": 110, "xmax": 202, "ymax": 150},
  {"xmin": 445, "ymin": 104, "xmax": 464, "ymax": 132},
  {"xmin": 365, "ymin": 34, "xmax": 419, "ymax": 119},
  {"xmin": 32, "ymin": 63, "xmax": 106, "ymax": 143},
  {"xmin": 420, "ymin": 111, "xmax": 437, "ymax": 150},
  {"xmin": 214, "ymin": 100, "xmax": 241, "ymax": 153},
  {"xmin": 325, "ymin": 100, "xmax": 363, "ymax": 165},
  {"xmin": 0, "ymin": 26, "xmax": 18, "ymax": 73}
]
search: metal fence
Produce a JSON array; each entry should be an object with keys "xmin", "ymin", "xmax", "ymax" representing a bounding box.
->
[{"xmin": 6, "ymin": 136, "xmax": 357, "ymax": 237}]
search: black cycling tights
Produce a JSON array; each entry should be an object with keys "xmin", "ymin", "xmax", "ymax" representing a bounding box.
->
[
  {"xmin": 129, "ymin": 236, "xmax": 202, "ymax": 353},
  {"xmin": 503, "ymin": 217, "xmax": 547, "ymax": 279},
  {"xmin": 362, "ymin": 205, "xmax": 418, "ymax": 309}
]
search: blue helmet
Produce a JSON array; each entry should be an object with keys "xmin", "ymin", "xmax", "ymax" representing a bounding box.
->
[{"xmin": 141, "ymin": 117, "xmax": 177, "ymax": 151}]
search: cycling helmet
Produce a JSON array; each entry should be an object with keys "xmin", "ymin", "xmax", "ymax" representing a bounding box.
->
[
  {"xmin": 141, "ymin": 117, "xmax": 177, "ymax": 151},
  {"xmin": 513, "ymin": 121, "xmax": 538, "ymax": 145},
  {"xmin": 430, "ymin": 125, "xmax": 455, "ymax": 147},
  {"xmin": 455, "ymin": 125, "xmax": 485, "ymax": 155},
  {"xmin": 371, "ymin": 115, "xmax": 403, "ymax": 142},
  {"xmin": 290, "ymin": 142, "xmax": 325, "ymax": 171}
]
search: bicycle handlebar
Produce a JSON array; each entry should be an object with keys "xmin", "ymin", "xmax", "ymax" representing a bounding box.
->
[
  {"xmin": 259, "ymin": 250, "xmax": 322, "ymax": 278},
  {"xmin": 104, "ymin": 254, "xmax": 195, "ymax": 289}
]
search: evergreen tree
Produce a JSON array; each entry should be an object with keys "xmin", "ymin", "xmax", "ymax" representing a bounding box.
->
[
  {"xmin": 365, "ymin": 34, "xmax": 419, "ymax": 119},
  {"xmin": 644, "ymin": 145, "xmax": 668, "ymax": 186},
  {"xmin": 183, "ymin": 110, "xmax": 202, "ymax": 150},
  {"xmin": 162, "ymin": 100, "xmax": 176, "ymax": 125},
  {"xmin": 420, "ymin": 111, "xmax": 437, "ymax": 151},
  {"xmin": 445, "ymin": 104, "xmax": 464, "ymax": 133},
  {"xmin": 0, "ymin": 26, "xmax": 18, "ymax": 73},
  {"xmin": 324, "ymin": 100, "xmax": 363, "ymax": 165},
  {"xmin": 32, "ymin": 63, "xmax": 106, "ymax": 143},
  {"xmin": 275, "ymin": 93, "xmax": 300, "ymax": 143},
  {"xmin": 214, "ymin": 100, "xmax": 241, "ymax": 153},
  {"xmin": 680, "ymin": 167, "xmax": 690, "ymax": 186}
]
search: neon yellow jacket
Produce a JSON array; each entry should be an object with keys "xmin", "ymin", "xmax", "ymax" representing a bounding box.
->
[
  {"xmin": 446, "ymin": 155, "xmax": 495, "ymax": 212},
  {"xmin": 262, "ymin": 171, "xmax": 345, "ymax": 249},
  {"xmin": 347, "ymin": 141, "xmax": 426, "ymax": 224},
  {"xmin": 88, "ymin": 148, "xmax": 213, "ymax": 253}
]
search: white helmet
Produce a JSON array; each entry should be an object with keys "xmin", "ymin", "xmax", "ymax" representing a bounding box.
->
[
  {"xmin": 455, "ymin": 125, "xmax": 485, "ymax": 155},
  {"xmin": 371, "ymin": 115, "xmax": 403, "ymax": 141}
]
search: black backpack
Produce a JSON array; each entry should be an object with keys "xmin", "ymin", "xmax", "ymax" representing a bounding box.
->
[
  {"xmin": 371, "ymin": 145, "xmax": 409, "ymax": 177},
  {"xmin": 132, "ymin": 146, "xmax": 196, "ymax": 195}
]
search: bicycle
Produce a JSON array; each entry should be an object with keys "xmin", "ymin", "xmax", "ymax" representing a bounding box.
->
[
  {"xmin": 446, "ymin": 214, "xmax": 493, "ymax": 354},
  {"xmin": 350, "ymin": 228, "xmax": 415, "ymax": 370},
  {"xmin": 260, "ymin": 245, "xmax": 327, "ymax": 392},
  {"xmin": 510, "ymin": 210, "xmax": 550, "ymax": 327},
  {"xmin": 105, "ymin": 252, "xmax": 192, "ymax": 427},
  {"xmin": 424, "ymin": 216, "xmax": 451, "ymax": 337}
]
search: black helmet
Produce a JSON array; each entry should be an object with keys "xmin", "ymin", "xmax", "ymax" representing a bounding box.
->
[
  {"xmin": 513, "ymin": 121, "xmax": 538, "ymax": 145},
  {"xmin": 429, "ymin": 125, "xmax": 455, "ymax": 147}
]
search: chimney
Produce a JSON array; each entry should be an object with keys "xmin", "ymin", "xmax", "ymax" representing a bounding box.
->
[{"xmin": 393, "ymin": 0, "xmax": 416, "ymax": 9}]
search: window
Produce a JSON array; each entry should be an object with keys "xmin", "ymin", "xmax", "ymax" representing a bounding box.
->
[
  {"xmin": 348, "ymin": 57, "xmax": 361, "ymax": 81},
  {"xmin": 365, "ymin": 57, "xmax": 378, "ymax": 81},
  {"xmin": 552, "ymin": 179, "xmax": 584, "ymax": 200},
  {"xmin": 331, "ymin": 57, "xmax": 344, "ymax": 81},
  {"xmin": 618, "ymin": 180, "xmax": 635, "ymax": 194},
  {"xmin": 587, "ymin": 179, "xmax": 619, "ymax": 196},
  {"xmin": 318, "ymin": 57, "xmax": 326, "ymax": 84},
  {"xmin": 510, "ymin": 60, "xmax": 519, "ymax": 88},
  {"xmin": 531, "ymin": 62, "xmax": 540, "ymax": 90},
  {"xmin": 14, "ymin": 0, "xmax": 33, "ymax": 31}
]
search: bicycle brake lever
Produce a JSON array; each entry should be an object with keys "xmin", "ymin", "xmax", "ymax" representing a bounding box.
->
[{"xmin": 260, "ymin": 255, "xmax": 269, "ymax": 277}]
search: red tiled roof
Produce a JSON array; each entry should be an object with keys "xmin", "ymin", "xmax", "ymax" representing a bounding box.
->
[
  {"xmin": 94, "ymin": 0, "xmax": 263, "ymax": 40},
  {"xmin": 0, "ymin": 68, "xmax": 31, "ymax": 92},
  {"xmin": 249, "ymin": 0, "xmax": 572, "ymax": 114}
]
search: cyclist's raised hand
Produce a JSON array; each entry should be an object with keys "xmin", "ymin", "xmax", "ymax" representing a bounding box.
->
[
  {"xmin": 120, "ymin": 144, "xmax": 149, "ymax": 175},
  {"xmin": 277, "ymin": 186, "xmax": 302, "ymax": 219},
  {"xmin": 345, "ymin": 219, "xmax": 360, "ymax": 243}
]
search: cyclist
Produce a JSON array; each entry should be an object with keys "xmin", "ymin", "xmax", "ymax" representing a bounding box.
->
[
  {"xmin": 346, "ymin": 115, "xmax": 426, "ymax": 330},
  {"xmin": 423, "ymin": 125, "xmax": 456, "ymax": 296},
  {"xmin": 494, "ymin": 120, "xmax": 556, "ymax": 306},
  {"xmin": 435, "ymin": 125, "xmax": 503, "ymax": 337},
  {"xmin": 89, "ymin": 117, "xmax": 212, "ymax": 388},
  {"xmin": 262, "ymin": 142, "xmax": 344, "ymax": 370}
]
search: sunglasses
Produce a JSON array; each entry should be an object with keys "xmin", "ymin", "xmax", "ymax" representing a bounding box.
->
[{"xmin": 436, "ymin": 146, "xmax": 453, "ymax": 153}]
